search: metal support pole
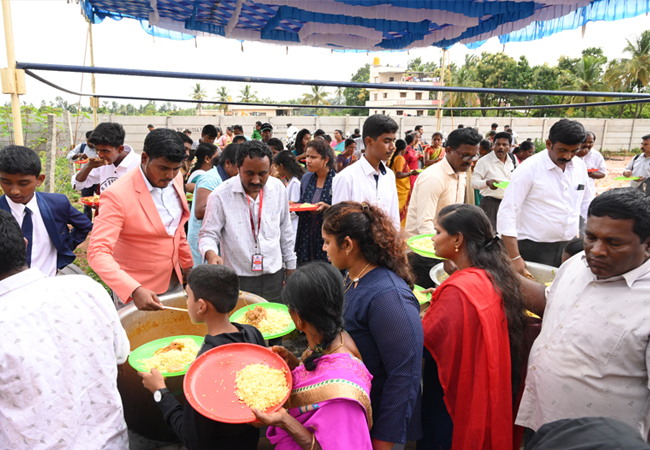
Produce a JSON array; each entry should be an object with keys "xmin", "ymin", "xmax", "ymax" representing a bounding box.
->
[
  {"xmin": 2, "ymin": 0, "xmax": 23, "ymax": 145},
  {"xmin": 88, "ymin": 20, "xmax": 98, "ymax": 127},
  {"xmin": 436, "ymin": 50, "xmax": 445, "ymax": 132},
  {"xmin": 448, "ymin": 50, "xmax": 454, "ymax": 129}
]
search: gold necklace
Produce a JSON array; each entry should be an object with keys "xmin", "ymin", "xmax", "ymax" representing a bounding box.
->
[
  {"xmin": 325, "ymin": 332, "xmax": 345, "ymax": 355},
  {"xmin": 344, "ymin": 262, "xmax": 371, "ymax": 293}
]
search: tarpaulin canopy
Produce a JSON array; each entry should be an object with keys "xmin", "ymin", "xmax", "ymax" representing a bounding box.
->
[{"xmin": 80, "ymin": 0, "xmax": 650, "ymax": 51}]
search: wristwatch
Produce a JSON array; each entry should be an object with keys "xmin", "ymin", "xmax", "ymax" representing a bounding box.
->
[{"xmin": 154, "ymin": 388, "xmax": 170, "ymax": 403}]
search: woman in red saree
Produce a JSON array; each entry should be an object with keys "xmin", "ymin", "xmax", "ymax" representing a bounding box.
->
[
  {"xmin": 419, "ymin": 204, "xmax": 527, "ymax": 450},
  {"xmin": 253, "ymin": 262, "xmax": 373, "ymax": 450},
  {"xmin": 403, "ymin": 133, "xmax": 420, "ymax": 189}
]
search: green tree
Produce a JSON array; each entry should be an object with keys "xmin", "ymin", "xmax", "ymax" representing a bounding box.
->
[
  {"xmin": 215, "ymin": 86, "xmax": 230, "ymax": 112},
  {"xmin": 190, "ymin": 83, "xmax": 207, "ymax": 114},
  {"xmin": 443, "ymin": 66, "xmax": 481, "ymax": 111},
  {"xmin": 558, "ymin": 55, "xmax": 608, "ymax": 117},
  {"xmin": 301, "ymin": 86, "xmax": 331, "ymax": 115},
  {"xmin": 474, "ymin": 52, "xmax": 519, "ymax": 116},
  {"xmin": 343, "ymin": 63, "xmax": 370, "ymax": 116},
  {"xmin": 239, "ymin": 85, "xmax": 259, "ymax": 103}
]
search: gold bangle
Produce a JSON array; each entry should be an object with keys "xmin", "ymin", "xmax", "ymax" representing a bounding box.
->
[{"xmin": 310, "ymin": 432, "xmax": 315, "ymax": 450}]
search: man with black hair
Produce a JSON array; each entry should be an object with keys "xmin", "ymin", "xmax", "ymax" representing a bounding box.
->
[
  {"xmin": 72, "ymin": 122, "xmax": 139, "ymax": 193},
  {"xmin": 251, "ymin": 121, "xmax": 262, "ymax": 141},
  {"xmin": 516, "ymin": 188, "xmax": 650, "ymax": 438},
  {"xmin": 147, "ymin": 124, "xmax": 155, "ymax": 132},
  {"xmin": 498, "ymin": 119, "xmax": 593, "ymax": 269},
  {"xmin": 0, "ymin": 209, "xmax": 129, "ymax": 449},
  {"xmin": 623, "ymin": 134, "xmax": 650, "ymax": 188},
  {"xmin": 199, "ymin": 140, "xmax": 296, "ymax": 306},
  {"xmin": 260, "ymin": 123, "xmax": 273, "ymax": 144},
  {"xmin": 266, "ymin": 137, "xmax": 284, "ymax": 155},
  {"xmin": 88, "ymin": 128, "xmax": 193, "ymax": 311},
  {"xmin": 350, "ymin": 128, "xmax": 361, "ymax": 139},
  {"xmin": 177, "ymin": 131, "xmax": 194, "ymax": 178},
  {"xmin": 332, "ymin": 114, "xmax": 401, "ymax": 231},
  {"xmin": 191, "ymin": 124, "xmax": 218, "ymax": 150},
  {"xmin": 66, "ymin": 130, "xmax": 97, "ymax": 220},
  {"xmin": 232, "ymin": 135, "xmax": 247, "ymax": 145},
  {"xmin": 405, "ymin": 127, "xmax": 482, "ymax": 287},
  {"xmin": 414, "ymin": 125, "xmax": 427, "ymax": 145},
  {"xmin": 0, "ymin": 145, "xmax": 92, "ymax": 277},
  {"xmin": 471, "ymin": 131, "xmax": 518, "ymax": 229},
  {"xmin": 232, "ymin": 124, "xmax": 249, "ymax": 141},
  {"xmin": 485, "ymin": 122, "xmax": 499, "ymax": 138},
  {"xmin": 313, "ymin": 129, "xmax": 325, "ymax": 139}
]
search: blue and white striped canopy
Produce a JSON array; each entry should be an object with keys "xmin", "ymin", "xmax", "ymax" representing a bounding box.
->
[{"xmin": 81, "ymin": 0, "xmax": 650, "ymax": 51}]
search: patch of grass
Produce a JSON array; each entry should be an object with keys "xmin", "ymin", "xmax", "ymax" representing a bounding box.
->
[{"xmin": 74, "ymin": 246, "xmax": 109, "ymax": 293}]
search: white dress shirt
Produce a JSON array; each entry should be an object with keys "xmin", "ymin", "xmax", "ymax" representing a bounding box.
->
[
  {"xmin": 71, "ymin": 145, "xmax": 139, "ymax": 192},
  {"xmin": 198, "ymin": 175, "xmax": 297, "ymax": 276},
  {"xmin": 471, "ymin": 151, "xmax": 518, "ymax": 199},
  {"xmin": 497, "ymin": 150, "xmax": 593, "ymax": 242},
  {"xmin": 404, "ymin": 157, "xmax": 465, "ymax": 238},
  {"xmin": 66, "ymin": 142, "xmax": 97, "ymax": 161},
  {"xmin": 286, "ymin": 176, "xmax": 301, "ymax": 237},
  {"xmin": 626, "ymin": 153, "xmax": 650, "ymax": 188},
  {"xmin": 332, "ymin": 155, "xmax": 400, "ymax": 231},
  {"xmin": 6, "ymin": 195, "xmax": 57, "ymax": 277},
  {"xmin": 139, "ymin": 166, "xmax": 183, "ymax": 236},
  {"xmin": 516, "ymin": 254, "xmax": 650, "ymax": 436},
  {"xmin": 0, "ymin": 269, "xmax": 130, "ymax": 449},
  {"xmin": 580, "ymin": 149, "xmax": 607, "ymax": 192}
]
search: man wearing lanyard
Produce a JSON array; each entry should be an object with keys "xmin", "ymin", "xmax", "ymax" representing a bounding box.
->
[
  {"xmin": 199, "ymin": 140, "xmax": 296, "ymax": 305},
  {"xmin": 497, "ymin": 119, "xmax": 593, "ymax": 270}
]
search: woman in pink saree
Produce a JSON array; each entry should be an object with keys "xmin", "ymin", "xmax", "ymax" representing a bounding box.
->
[{"xmin": 253, "ymin": 262, "xmax": 373, "ymax": 450}]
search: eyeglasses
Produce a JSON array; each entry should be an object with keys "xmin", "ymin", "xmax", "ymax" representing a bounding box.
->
[{"xmin": 455, "ymin": 149, "xmax": 479, "ymax": 162}]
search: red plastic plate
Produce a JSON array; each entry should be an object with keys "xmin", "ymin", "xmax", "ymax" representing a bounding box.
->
[
  {"xmin": 289, "ymin": 203, "xmax": 319, "ymax": 212},
  {"xmin": 183, "ymin": 343, "xmax": 292, "ymax": 423},
  {"xmin": 587, "ymin": 168, "xmax": 599, "ymax": 173}
]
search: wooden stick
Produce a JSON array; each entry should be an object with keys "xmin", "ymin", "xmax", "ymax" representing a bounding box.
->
[{"xmin": 164, "ymin": 306, "xmax": 188, "ymax": 312}]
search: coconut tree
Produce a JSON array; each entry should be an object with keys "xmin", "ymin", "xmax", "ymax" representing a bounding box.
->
[
  {"xmin": 190, "ymin": 83, "xmax": 207, "ymax": 114},
  {"xmin": 558, "ymin": 55, "xmax": 609, "ymax": 118},
  {"xmin": 443, "ymin": 66, "xmax": 481, "ymax": 112},
  {"xmin": 239, "ymin": 85, "xmax": 259, "ymax": 103},
  {"xmin": 215, "ymin": 86, "xmax": 230, "ymax": 112}
]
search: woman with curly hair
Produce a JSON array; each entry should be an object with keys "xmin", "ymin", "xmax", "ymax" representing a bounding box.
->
[
  {"xmin": 419, "ymin": 204, "xmax": 528, "ymax": 450},
  {"xmin": 322, "ymin": 202, "xmax": 423, "ymax": 449}
]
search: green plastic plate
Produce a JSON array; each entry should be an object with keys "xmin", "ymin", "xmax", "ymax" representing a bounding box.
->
[
  {"xmin": 494, "ymin": 181, "xmax": 510, "ymax": 189},
  {"xmin": 128, "ymin": 335, "xmax": 204, "ymax": 377},
  {"xmin": 413, "ymin": 284, "xmax": 432, "ymax": 304},
  {"xmin": 230, "ymin": 303, "xmax": 296, "ymax": 340},
  {"xmin": 406, "ymin": 234, "xmax": 445, "ymax": 259},
  {"xmin": 614, "ymin": 176, "xmax": 640, "ymax": 181}
]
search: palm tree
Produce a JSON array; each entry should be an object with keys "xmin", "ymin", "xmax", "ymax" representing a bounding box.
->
[
  {"xmin": 301, "ymin": 86, "xmax": 330, "ymax": 106},
  {"xmin": 215, "ymin": 86, "xmax": 230, "ymax": 112},
  {"xmin": 605, "ymin": 30, "xmax": 650, "ymax": 118},
  {"xmin": 190, "ymin": 83, "xmax": 207, "ymax": 115},
  {"xmin": 334, "ymin": 86, "xmax": 345, "ymax": 105},
  {"xmin": 443, "ymin": 67, "xmax": 481, "ymax": 111},
  {"xmin": 239, "ymin": 85, "xmax": 258, "ymax": 103},
  {"xmin": 558, "ymin": 55, "xmax": 609, "ymax": 118}
]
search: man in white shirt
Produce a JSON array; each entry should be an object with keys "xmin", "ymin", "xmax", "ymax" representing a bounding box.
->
[
  {"xmin": 471, "ymin": 131, "xmax": 518, "ymax": 229},
  {"xmin": 623, "ymin": 134, "xmax": 650, "ymax": 188},
  {"xmin": 200, "ymin": 140, "xmax": 296, "ymax": 306},
  {"xmin": 497, "ymin": 119, "xmax": 594, "ymax": 270},
  {"xmin": 71, "ymin": 122, "xmax": 139, "ymax": 193},
  {"xmin": 578, "ymin": 131, "xmax": 607, "ymax": 235},
  {"xmin": 405, "ymin": 127, "xmax": 482, "ymax": 287},
  {"xmin": 67, "ymin": 130, "xmax": 97, "ymax": 220},
  {"xmin": 332, "ymin": 114, "xmax": 401, "ymax": 231},
  {"xmin": 0, "ymin": 209, "xmax": 130, "ymax": 449},
  {"xmin": 516, "ymin": 188, "xmax": 650, "ymax": 438}
]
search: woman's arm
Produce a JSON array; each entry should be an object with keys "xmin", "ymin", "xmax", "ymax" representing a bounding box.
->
[
  {"xmin": 193, "ymin": 187, "xmax": 213, "ymax": 220},
  {"xmin": 253, "ymin": 408, "xmax": 322, "ymax": 450}
]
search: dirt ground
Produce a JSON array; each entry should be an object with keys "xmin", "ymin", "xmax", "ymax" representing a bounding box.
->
[{"xmin": 593, "ymin": 154, "xmax": 635, "ymax": 194}]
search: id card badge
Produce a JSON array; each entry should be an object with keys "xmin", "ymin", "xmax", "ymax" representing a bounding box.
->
[{"xmin": 252, "ymin": 253, "xmax": 264, "ymax": 272}]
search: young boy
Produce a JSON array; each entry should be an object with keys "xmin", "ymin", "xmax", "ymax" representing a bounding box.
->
[
  {"xmin": 192, "ymin": 124, "xmax": 218, "ymax": 150},
  {"xmin": 0, "ymin": 145, "xmax": 92, "ymax": 276},
  {"xmin": 138, "ymin": 265, "xmax": 264, "ymax": 450},
  {"xmin": 71, "ymin": 122, "xmax": 139, "ymax": 193},
  {"xmin": 332, "ymin": 113, "xmax": 401, "ymax": 231}
]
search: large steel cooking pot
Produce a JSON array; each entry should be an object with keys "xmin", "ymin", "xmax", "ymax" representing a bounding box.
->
[
  {"xmin": 117, "ymin": 287, "xmax": 267, "ymax": 441},
  {"xmin": 429, "ymin": 261, "xmax": 558, "ymax": 287}
]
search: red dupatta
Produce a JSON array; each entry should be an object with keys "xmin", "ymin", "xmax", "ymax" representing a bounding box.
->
[{"xmin": 422, "ymin": 268, "xmax": 513, "ymax": 450}]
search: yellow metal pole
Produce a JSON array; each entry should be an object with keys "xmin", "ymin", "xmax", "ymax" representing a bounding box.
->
[
  {"xmin": 2, "ymin": 0, "xmax": 23, "ymax": 145},
  {"xmin": 88, "ymin": 20, "xmax": 98, "ymax": 127},
  {"xmin": 448, "ymin": 50, "xmax": 454, "ymax": 129},
  {"xmin": 436, "ymin": 49, "xmax": 445, "ymax": 132}
]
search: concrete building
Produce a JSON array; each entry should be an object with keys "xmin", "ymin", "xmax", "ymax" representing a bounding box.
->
[
  {"xmin": 197, "ymin": 105, "xmax": 299, "ymax": 117},
  {"xmin": 365, "ymin": 58, "xmax": 442, "ymax": 117}
]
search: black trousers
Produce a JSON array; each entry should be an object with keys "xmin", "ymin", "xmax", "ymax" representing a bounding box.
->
[
  {"xmin": 518, "ymin": 239, "xmax": 568, "ymax": 268},
  {"xmin": 80, "ymin": 184, "xmax": 98, "ymax": 221},
  {"xmin": 478, "ymin": 196, "xmax": 501, "ymax": 231},
  {"xmin": 408, "ymin": 253, "xmax": 443, "ymax": 289}
]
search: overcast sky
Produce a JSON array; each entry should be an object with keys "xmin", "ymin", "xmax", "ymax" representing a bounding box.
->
[{"xmin": 1, "ymin": 1, "xmax": 649, "ymax": 108}]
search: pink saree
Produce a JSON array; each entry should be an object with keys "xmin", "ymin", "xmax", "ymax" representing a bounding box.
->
[{"xmin": 267, "ymin": 353, "xmax": 373, "ymax": 449}]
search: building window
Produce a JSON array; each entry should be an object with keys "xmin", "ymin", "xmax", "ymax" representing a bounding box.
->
[
  {"xmin": 383, "ymin": 93, "xmax": 388, "ymax": 99},
  {"xmin": 415, "ymin": 93, "xmax": 423, "ymax": 100},
  {"xmin": 397, "ymin": 110, "xmax": 403, "ymax": 116},
  {"xmin": 417, "ymin": 110, "xmax": 424, "ymax": 116},
  {"xmin": 374, "ymin": 93, "xmax": 378, "ymax": 101},
  {"xmin": 389, "ymin": 77, "xmax": 394, "ymax": 82},
  {"xmin": 400, "ymin": 92, "xmax": 407, "ymax": 98}
]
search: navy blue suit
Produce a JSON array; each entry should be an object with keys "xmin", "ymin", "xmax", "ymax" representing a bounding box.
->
[{"xmin": 0, "ymin": 192, "xmax": 93, "ymax": 269}]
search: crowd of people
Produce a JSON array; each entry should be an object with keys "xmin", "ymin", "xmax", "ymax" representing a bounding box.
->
[{"xmin": 1, "ymin": 113, "xmax": 650, "ymax": 450}]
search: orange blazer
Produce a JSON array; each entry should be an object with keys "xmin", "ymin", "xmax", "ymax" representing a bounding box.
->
[{"xmin": 88, "ymin": 167, "xmax": 193, "ymax": 303}]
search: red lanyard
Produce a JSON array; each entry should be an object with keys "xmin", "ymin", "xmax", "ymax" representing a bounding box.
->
[{"xmin": 246, "ymin": 189, "xmax": 263, "ymax": 245}]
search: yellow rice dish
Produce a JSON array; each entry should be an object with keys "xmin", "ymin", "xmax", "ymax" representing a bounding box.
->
[
  {"xmin": 413, "ymin": 289, "xmax": 430, "ymax": 304},
  {"xmin": 235, "ymin": 363, "xmax": 289, "ymax": 410},
  {"xmin": 139, "ymin": 338, "xmax": 200, "ymax": 373},
  {"xmin": 410, "ymin": 237, "xmax": 437, "ymax": 254},
  {"xmin": 233, "ymin": 306, "xmax": 292, "ymax": 336}
]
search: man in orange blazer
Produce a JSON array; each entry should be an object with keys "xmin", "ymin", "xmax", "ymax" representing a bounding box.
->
[{"xmin": 88, "ymin": 128, "xmax": 193, "ymax": 310}]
